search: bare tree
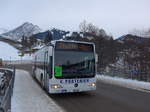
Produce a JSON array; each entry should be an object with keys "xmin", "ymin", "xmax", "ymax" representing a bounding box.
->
[
  {"xmin": 79, "ymin": 20, "xmax": 107, "ymax": 37},
  {"xmin": 87, "ymin": 23, "xmax": 99, "ymax": 35},
  {"xmin": 79, "ymin": 20, "xmax": 88, "ymax": 33}
]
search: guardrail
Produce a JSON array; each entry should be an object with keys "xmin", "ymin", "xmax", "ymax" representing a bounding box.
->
[{"xmin": 0, "ymin": 66, "xmax": 15, "ymax": 112}]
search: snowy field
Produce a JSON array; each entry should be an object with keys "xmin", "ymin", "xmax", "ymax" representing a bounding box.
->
[
  {"xmin": 97, "ymin": 75, "xmax": 150, "ymax": 93},
  {"xmin": 12, "ymin": 70, "xmax": 64, "ymax": 112}
]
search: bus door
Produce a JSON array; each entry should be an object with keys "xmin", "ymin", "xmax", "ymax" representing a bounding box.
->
[{"xmin": 44, "ymin": 51, "xmax": 49, "ymax": 90}]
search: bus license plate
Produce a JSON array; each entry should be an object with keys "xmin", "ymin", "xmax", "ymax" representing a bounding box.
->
[{"xmin": 73, "ymin": 89, "xmax": 79, "ymax": 92}]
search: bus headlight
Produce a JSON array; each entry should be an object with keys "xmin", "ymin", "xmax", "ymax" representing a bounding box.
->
[
  {"xmin": 88, "ymin": 82, "xmax": 96, "ymax": 87},
  {"xmin": 51, "ymin": 84, "xmax": 63, "ymax": 89}
]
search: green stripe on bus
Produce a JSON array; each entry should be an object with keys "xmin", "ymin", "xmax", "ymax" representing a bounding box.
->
[{"xmin": 55, "ymin": 66, "xmax": 62, "ymax": 77}]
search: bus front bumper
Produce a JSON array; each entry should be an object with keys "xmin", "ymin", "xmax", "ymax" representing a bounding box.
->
[{"xmin": 49, "ymin": 84, "xmax": 96, "ymax": 94}]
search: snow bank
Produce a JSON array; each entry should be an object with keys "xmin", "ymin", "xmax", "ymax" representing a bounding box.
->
[{"xmin": 97, "ymin": 75, "xmax": 150, "ymax": 92}]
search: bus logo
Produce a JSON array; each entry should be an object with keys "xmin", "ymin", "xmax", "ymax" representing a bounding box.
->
[{"xmin": 60, "ymin": 79, "xmax": 89, "ymax": 84}]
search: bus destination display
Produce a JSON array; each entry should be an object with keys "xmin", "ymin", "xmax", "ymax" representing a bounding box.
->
[{"xmin": 56, "ymin": 42, "xmax": 93, "ymax": 51}]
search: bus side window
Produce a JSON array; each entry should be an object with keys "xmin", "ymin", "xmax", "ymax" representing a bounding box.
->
[
  {"xmin": 35, "ymin": 56, "xmax": 37, "ymax": 69},
  {"xmin": 48, "ymin": 56, "xmax": 53, "ymax": 78}
]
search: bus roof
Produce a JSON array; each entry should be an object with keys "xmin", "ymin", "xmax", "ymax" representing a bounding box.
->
[{"xmin": 51, "ymin": 40, "xmax": 95, "ymax": 45}]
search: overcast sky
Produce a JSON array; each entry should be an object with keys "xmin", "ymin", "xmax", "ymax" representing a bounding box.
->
[{"xmin": 0, "ymin": 0, "xmax": 150, "ymax": 38}]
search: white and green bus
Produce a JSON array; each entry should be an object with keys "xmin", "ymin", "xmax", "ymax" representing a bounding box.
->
[{"xmin": 32, "ymin": 40, "xmax": 97, "ymax": 93}]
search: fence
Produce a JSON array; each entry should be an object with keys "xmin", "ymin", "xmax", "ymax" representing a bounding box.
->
[{"xmin": 0, "ymin": 66, "xmax": 15, "ymax": 112}]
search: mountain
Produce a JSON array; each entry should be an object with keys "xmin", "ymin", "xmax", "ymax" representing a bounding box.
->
[
  {"xmin": 2, "ymin": 22, "xmax": 41, "ymax": 41},
  {"xmin": 32, "ymin": 30, "xmax": 51, "ymax": 40},
  {"xmin": 116, "ymin": 34, "xmax": 150, "ymax": 44},
  {"xmin": 130, "ymin": 29, "xmax": 150, "ymax": 38},
  {"xmin": 31, "ymin": 29, "xmax": 68, "ymax": 41},
  {"xmin": 0, "ymin": 28, "xmax": 8, "ymax": 34}
]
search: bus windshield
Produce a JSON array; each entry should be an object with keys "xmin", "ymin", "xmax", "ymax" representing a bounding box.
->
[{"xmin": 54, "ymin": 50, "xmax": 95, "ymax": 79}]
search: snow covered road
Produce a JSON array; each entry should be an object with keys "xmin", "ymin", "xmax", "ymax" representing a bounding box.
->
[{"xmin": 12, "ymin": 69, "xmax": 64, "ymax": 112}]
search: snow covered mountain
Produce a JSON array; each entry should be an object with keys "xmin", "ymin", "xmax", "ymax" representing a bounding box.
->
[
  {"xmin": 0, "ymin": 28, "xmax": 8, "ymax": 34},
  {"xmin": 2, "ymin": 22, "xmax": 41, "ymax": 41}
]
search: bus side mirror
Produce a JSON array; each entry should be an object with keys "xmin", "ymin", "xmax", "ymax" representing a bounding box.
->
[{"xmin": 96, "ymin": 54, "xmax": 98, "ymax": 63}]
